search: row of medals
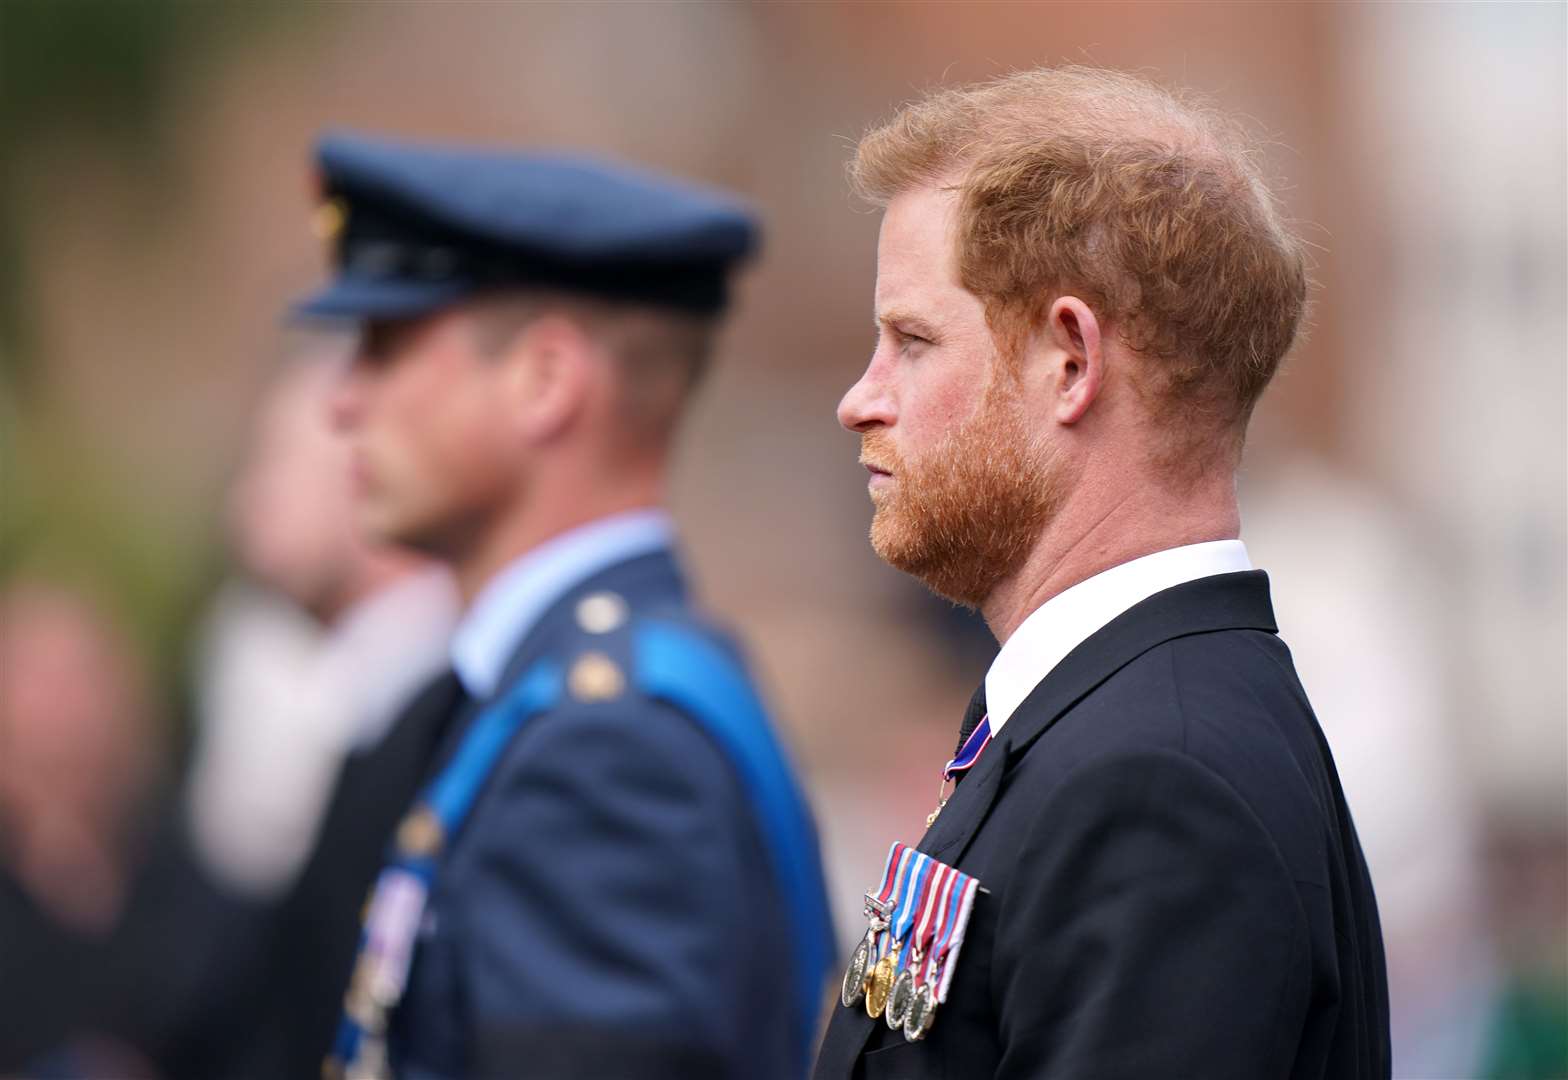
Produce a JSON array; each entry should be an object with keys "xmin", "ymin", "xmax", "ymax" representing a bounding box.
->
[{"xmin": 840, "ymin": 894, "xmax": 937, "ymax": 1043}]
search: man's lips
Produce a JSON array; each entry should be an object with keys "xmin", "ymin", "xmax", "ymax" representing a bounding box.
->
[{"xmin": 861, "ymin": 460, "xmax": 894, "ymax": 490}]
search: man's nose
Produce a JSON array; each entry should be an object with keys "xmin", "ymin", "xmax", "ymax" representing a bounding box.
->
[
  {"xmin": 328, "ymin": 363, "xmax": 365, "ymax": 433},
  {"xmin": 837, "ymin": 363, "xmax": 894, "ymax": 433}
]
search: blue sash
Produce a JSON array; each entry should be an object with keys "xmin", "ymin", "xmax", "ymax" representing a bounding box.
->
[{"xmin": 328, "ymin": 620, "xmax": 831, "ymax": 1077}]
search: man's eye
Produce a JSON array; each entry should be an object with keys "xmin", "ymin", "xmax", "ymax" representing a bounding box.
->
[{"xmin": 357, "ymin": 324, "xmax": 403, "ymax": 365}]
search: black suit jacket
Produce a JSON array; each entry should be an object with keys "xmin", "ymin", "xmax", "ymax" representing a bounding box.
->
[{"xmin": 815, "ymin": 571, "xmax": 1390, "ymax": 1080}]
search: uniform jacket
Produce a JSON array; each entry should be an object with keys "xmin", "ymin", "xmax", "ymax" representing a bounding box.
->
[
  {"xmin": 814, "ymin": 570, "xmax": 1391, "ymax": 1080},
  {"xmin": 390, "ymin": 549, "xmax": 824, "ymax": 1079}
]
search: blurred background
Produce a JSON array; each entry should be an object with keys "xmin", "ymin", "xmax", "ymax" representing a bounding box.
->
[{"xmin": 1, "ymin": 2, "xmax": 1563, "ymax": 1077}]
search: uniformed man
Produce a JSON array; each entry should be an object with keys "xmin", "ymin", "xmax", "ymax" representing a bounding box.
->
[
  {"xmin": 295, "ymin": 133, "xmax": 833, "ymax": 1080},
  {"xmin": 814, "ymin": 68, "xmax": 1391, "ymax": 1078}
]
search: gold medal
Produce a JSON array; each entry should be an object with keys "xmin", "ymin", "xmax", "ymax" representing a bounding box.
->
[{"xmin": 865, "ymin": 943, "xmax": 899, "ymax": 1018}]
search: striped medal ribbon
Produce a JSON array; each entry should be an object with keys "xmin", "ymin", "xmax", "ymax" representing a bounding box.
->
[
  {"xmin": 865, "ymin": 847, "xmax": 931, "ymax": 1019},
  {"xmin": 928, "ymin": 715, "xmax": 993, "ymax": 826},
  {"xmin": 887, "ymin": 860, "xmax": 952, "ymax": 1030},
  {"xmin": 904, "ymin": 864, "xmax": 982, "ymax": 1042},
  {"xmin": 843, "ymin": 842, "xmax": 910, "ymax": 1007}
]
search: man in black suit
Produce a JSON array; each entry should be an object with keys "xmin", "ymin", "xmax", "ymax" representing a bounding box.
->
[{"xmin": 815, "ymin": 66, "xmax": 1391, "ymax": 1079}]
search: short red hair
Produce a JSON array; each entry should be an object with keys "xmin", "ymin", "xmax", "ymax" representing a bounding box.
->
[{"xmin": 852, "ymin": 67, "xmax": 1308, "ymax": 458}]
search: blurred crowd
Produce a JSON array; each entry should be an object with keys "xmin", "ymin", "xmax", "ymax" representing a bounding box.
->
[
  {"xmin": 1, "ymin": 2, "xmax": 1563, "ymax": 1078},
  {"xmin": 3, "ymin": 351, "xmax": 459, "ymax": 1077}
]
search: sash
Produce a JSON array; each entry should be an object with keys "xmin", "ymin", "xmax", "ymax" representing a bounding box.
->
[{"xmin": 327, "ymin": 620, "xmax": 831, "ymax": 1078}]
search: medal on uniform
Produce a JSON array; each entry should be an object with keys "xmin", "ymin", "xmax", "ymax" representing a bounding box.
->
[
  {"xmin": 846, "ymin": 840, "xmax": 986, "ymax": 1041},
  {"xmin": 876, "ymin": 849, "xmax": 933, "ymax": 1021},
  {"xmin": 928, "ymin": 715, "xmax": 992, "ymax": 826},
  {"xmin": 865, "ymin": 943, "xmax": 897, "ymax": 1018},
  {"xmin": 866, "ymin": 846, "xmax": 929, "ymax": 1018},
  {"xmin": 886, "ymin": 861, "xmax": 947, "ymax": 1029},
  {"xmin": 904, "ymin": 982, "xmax": 935, "ymax": 1042},
  {"xmin": 842, "ymin": 843, "xmax": 910, "ymax": 1007},
  {"xmin": 904, "ymin": 864, "xmax": 981, "ymax": 1042}
]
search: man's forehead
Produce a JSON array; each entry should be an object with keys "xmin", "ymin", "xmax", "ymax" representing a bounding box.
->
[{"xmin": 874, "ymin": 185, "xmax": 971, "ymax": 319}]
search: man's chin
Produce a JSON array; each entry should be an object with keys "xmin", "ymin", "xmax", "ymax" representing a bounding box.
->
[
  {"xmin": 869, "ymin": 508, "xmax": 1004, "ymax": 610},
  {"xmin": 357, "ymin": 504, "xmax": 420, "ymax": 550}
]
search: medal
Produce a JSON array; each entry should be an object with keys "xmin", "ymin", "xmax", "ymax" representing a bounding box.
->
[
  {"xmin": 903, "ymin": 983, "xmax": 935, "ymax": 1042},
  {"xmin": 871, "ymin": 847, "xmax": 935, "ymax": 1019},
  {"xmin": 842, "ymin": 845, "xmax": 910, "ymax": 1009},
  {"xmin": 902, "ymin": 858, "xmax": 982, "ymax": 1043},
  {"xmin": 845, "ymin": 841, "xmax": 985, "ymax": 1042},
  {"xmin": 840, "ymin": 935, "xmax": 872, "ymax": 1008},
  {"xmin": 887, "ymin": 861, "xmax": 947, "ymax": 1029},
  {"xmin": 865, "ymin": 943, "xmax": 898, "ymax": 1018},
  {"xmin": 885, "ymin": 967, "xmax": 915, "ymax": 1028}
]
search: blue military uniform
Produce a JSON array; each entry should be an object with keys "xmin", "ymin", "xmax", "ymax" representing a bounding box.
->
[{"xmin": 296, "ymin": 134, "xmax": 834, "ymax": 1080}]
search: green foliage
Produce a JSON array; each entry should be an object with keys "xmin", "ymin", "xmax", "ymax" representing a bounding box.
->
[
  {"xmin": 0, "ymin": 398, "xmax": 219, "ymax": 710},
  {"xmin": 1484, "ymin": 976, "xmax": 1568, "ymax": 1080},
  {"xmin": 0, "ymin": 0, "xmax": 311, "ymax": 722},
  {"xmin": 0, "ymin": 0, "xmax": 312, "ymax": 372}
]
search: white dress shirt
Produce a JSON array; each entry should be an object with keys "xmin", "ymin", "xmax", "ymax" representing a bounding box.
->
[
  {"xmin": 450, "ymin": 508, "xmax": 675, "ymax": 700},
  {"xmin": 984, "ymin": 540, "xmax": 1254, "ymax": 733}
]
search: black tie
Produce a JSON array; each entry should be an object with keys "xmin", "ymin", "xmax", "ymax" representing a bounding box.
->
[{"xmin": 955, "ymin": 682, "xmax": 987, "ymax": 759}]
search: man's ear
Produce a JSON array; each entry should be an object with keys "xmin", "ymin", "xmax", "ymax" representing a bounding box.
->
[
  {"xmin": 499, "ymin": 313, "xmax": 595, "ymax": 445},
  {"xmin": 1044, "ymin": 295, "xmax": 1105, "ymax": 425}
]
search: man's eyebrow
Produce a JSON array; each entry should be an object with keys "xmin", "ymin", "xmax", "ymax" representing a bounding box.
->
[{"xmin": 875, "ymin": 309, "xmax": 942, "ymax": 337}]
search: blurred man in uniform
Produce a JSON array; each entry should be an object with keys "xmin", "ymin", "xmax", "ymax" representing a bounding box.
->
[
  {"xmin": 297, "ymin": 132, "xmax": 833, "ymax": 1080},
  {"xmin": 815, "ymin": 68, "xmax": 1390, "ymax": 1079}
]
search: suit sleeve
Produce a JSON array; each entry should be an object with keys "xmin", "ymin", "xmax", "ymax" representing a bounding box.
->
[
  {"xmin": 993, "ymin": 749, "xmax": 1312, "ymax": 1080},
  {"xmin": 455, "ymin": 700, "xmax": 758, "ymax": 1079}
]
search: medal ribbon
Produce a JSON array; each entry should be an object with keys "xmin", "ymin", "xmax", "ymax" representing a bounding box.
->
[
  {"xmin": 873, "ymin": 842, "xmax": 909, "ymax": 908},
  {"xmin": 930, "ymin": 874, "xmax": 981, "ymax": 1003},
  {"xmin": 942, "ymin": 714, "xmax": 993, "ymax": 782},
  {"xmin": 889, "ymin": 851, "xmax": 934, "ymax": 963},
  {"xmin": 916, "ymin": 863, "xmax": 959, "ymax": 985},
  {"xmin": 904, "ymin": 861, "xmax": 951, "ymax": 974},
  {"xmin": 871, "ymin": 844, "xmax": 914, "ymax": 956}
]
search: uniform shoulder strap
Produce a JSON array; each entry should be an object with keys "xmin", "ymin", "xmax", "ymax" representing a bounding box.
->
[{"xmin": 631, "ymin": 618, "xmax": 834, "ymax": 1073}]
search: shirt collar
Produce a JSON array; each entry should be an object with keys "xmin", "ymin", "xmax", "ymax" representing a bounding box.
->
[
  {"xmin": 984, "ymin": 539, "xmax": 1253, "ymax": 733},
  {"xmin": 451, "ymin": 508, "xmax": 675, "ymax": 700}
]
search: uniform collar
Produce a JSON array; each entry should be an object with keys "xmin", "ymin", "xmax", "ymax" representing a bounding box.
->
[
  {"xmin": 451, "ymin": 509, "xmax": 675, "ymax": 699},
  {"xmin": 984, "ymin": 539, "xmax": 1253, "ymax": 733}
]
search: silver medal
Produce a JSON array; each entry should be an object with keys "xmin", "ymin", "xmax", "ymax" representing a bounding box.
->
[
  {"xmin": 840, "ymin": 936, "xmax": 872, "ymax": 1008},
  {"xmin": 885, "ymin": 967, "xmax": 916, "ymax": 1029},
  {"xmin": 903, "ymin": 983, "xmax": 936, "ymax": 1042}
]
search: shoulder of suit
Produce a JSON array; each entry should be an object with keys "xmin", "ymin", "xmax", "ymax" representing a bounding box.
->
[{"xmin": 1005, "ymin": 631, "xmax": 1324, "ymax": 822}]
